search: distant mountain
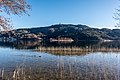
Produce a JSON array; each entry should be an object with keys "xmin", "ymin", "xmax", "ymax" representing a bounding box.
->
[{"xmin": 0, "ymin": 24, "xmax": 120, "ymax": 42}]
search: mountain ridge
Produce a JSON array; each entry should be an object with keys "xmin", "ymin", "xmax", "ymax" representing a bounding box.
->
[{"xmin": 0, "ymin": 24, "xmax": 120, "ymax": 42}]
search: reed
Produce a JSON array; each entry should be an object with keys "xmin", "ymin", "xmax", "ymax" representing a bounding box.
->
[
  {"xmin": 0, "ymin": 61, "xmax": 118, "ymax": 80},
  {"xmin": 35, "ymin": 46, "xmax": 120, "ymax": 55}
]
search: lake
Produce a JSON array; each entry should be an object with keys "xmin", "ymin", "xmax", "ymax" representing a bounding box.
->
[{"xmin": 0, "ymin": 41, "xmax": 120, "ymax": 80}]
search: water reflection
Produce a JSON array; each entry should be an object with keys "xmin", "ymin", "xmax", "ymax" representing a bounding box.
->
[
  {"xmin": 0, "ymin": 41, "xmax": 120, "ymax": 80},
  {"xmin": 1, "ymin": 41, "xmax": 120, "ymax": 54}
]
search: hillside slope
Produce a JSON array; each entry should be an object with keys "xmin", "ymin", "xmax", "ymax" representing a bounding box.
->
[{"xmin": 0, "ymin": 24, "xmax": 120, "ymax": 41}]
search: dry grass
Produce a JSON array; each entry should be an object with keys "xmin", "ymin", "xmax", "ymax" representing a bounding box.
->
[
  {"xmin": 35, "ymin": 46, "xmax": 120, "ymax": 55},
  {"xmin": 0, "ymin": 60, "xmax": 119, "ymax": 80}
]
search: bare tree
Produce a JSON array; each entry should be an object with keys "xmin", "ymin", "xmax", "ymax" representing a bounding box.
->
[
  {"xmin": 114, "ymin": 8, "xmax": 120, "ymax": 27},
  {"xmin": 0, "ymin": 0, "xmax": 30, "ymax": 31},
  {"xmin": 113, "ymin": 0, "xmax": 120, "ymax": 28}
]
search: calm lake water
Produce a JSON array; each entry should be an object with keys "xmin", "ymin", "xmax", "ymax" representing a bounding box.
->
[{"xmin": 0, "ymin": 41, "xmax": 120, "ymax": 80}]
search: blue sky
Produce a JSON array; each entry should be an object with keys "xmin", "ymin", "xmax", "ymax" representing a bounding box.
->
[{"xmin": 11, "ymin": 0, "xmax": 119, "ymax": 29}]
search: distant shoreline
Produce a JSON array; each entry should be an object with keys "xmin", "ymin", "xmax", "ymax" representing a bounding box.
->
[{"xmin": 1, "ymin": 24, "xmax": 120, "ymax": 42}]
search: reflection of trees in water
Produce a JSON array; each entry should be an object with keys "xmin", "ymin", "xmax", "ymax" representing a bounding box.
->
[
  {"xmin": 14, "ymin": 40, "xmax": 41, "ymax": 49},
  {"xmin": 0, "ymin": 40, "xmax": 41, "ymax": 49},
  {"xmin": 1, "ymin": 41, "xmax": 120, "ymax": 52}
]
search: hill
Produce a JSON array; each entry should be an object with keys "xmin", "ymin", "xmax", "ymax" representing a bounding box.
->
[{"xmin": 0, "ymin": 24, "xmax": 120, "ymax": 42}]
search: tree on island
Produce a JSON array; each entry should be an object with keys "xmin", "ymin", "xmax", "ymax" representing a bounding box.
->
[{"xmin": 0, "ymin": 0, "xmax": 30, "ymax": 31}]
